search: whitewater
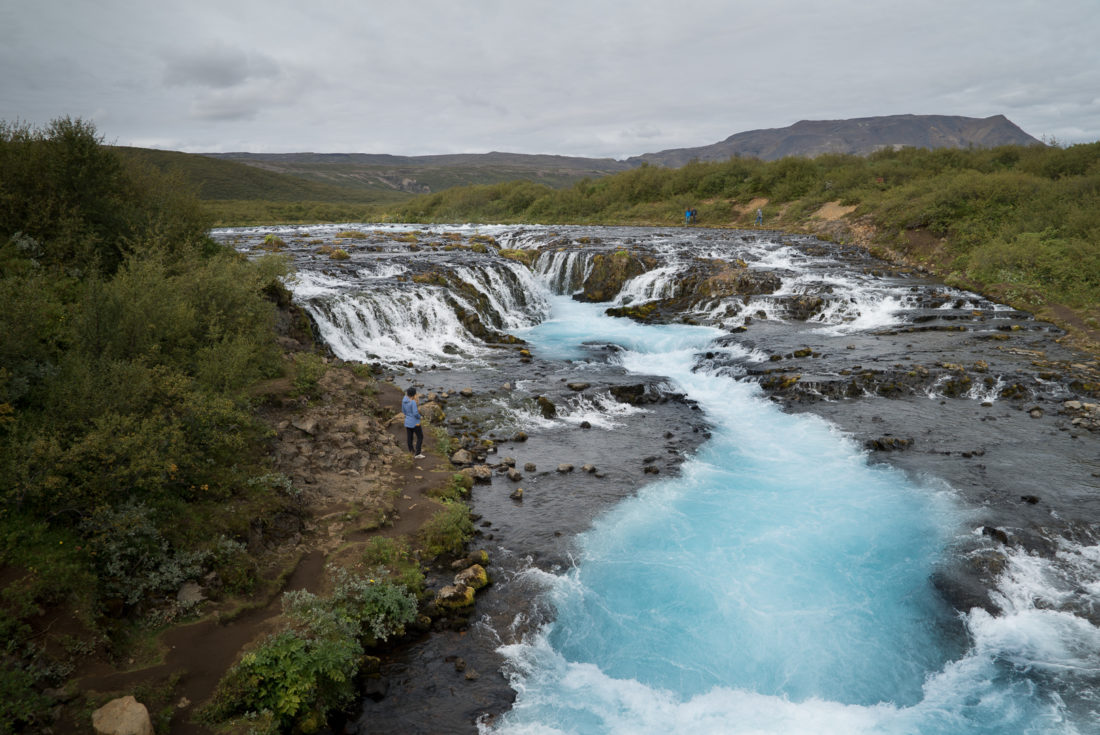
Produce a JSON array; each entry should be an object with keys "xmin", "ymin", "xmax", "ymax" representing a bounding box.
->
[
  {"xmin": 217, "ymin": 223, "xmax": 1100, "ymax": 734},
  {"xmin": 485, "ymin": 295, "xmax": 1093, "ymax": 735}
]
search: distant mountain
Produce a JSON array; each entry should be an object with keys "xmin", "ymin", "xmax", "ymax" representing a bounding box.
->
[
  {"xmin": 201, "ymin": 151, "xmax": 632, "ymax": 195},
  {"xmin": 628, "ymin": 114, "xmax": 1044, "ymax": 167},
  {"xmin": 132, "ymin": 114, "xmax": 1045, "ymax": 202}
]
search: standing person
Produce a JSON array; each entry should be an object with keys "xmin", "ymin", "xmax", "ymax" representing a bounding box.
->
[
  {"xmin": 685, "ymin": 208, "xmax": 692, "ymax": 226},
  {"xmin": 755, "ymin": 208, "xmax": 764, "ymax": 226},
  {"xmin": 402, "ymin": 387, "xmax": 425, "ymax": 458}
]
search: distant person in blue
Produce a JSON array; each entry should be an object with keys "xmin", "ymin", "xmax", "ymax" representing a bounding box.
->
[
  {"xmin": 686, "ymin": 208, "xmax": 692, "ymax": 225},
  {"xmin": 402, "ymin": 386, "xmax": 425, "ymax": 458},
  {"xmin": 755, "ymin": 208, "xmax": 764, "ymax": 225}
]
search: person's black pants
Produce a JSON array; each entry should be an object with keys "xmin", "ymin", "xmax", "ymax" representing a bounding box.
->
[{"xmin": 406, "ymin": 425, "xmax": 423, "ymax": 454}]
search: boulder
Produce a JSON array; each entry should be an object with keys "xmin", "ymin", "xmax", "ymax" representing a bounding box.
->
[
  {"xmin": 92, "ymin": 696, "xmax": 153, "ymax": 735},
  {"xmin": 609, "ymin": 384, "xmax": 648, "ymax": 405},
  {"xmin": 435, "ymin": 584, "xmax": 475, "ymax": 609},
  {"xmin": 567, "ymin": 382, "xmax": 591, "ymax": 391},
  {"xmin": 582, "ymin": 464, "xmax": 596, "ymax": 473},
  {"xmin": 524, "ymin": 462, "xmax": 537, "ymax": 472},
  {"xmin": 576, "ymin": 251, "xmax": 657, "ymax": 302},
  {"xmin": 291, "ymin": 417, "xmax": 319, "ymax": 435},
  {"xmin": 419, "ymin": 401, "xmax": 445, "ymax": 424},
  {"xmin": 450, "ymin": 449, "xmax": 473, "ymax": 465},
  {"xmin": 464, "ymin": 464, "xmax": 493, "ymax": 483},
  {"xmin": 510, "ymin": 487, "xmax": 524, "ymax": 500},
  {"xmin": 512, "ymin": 431, "xmax": 529, "ymax": 442},
  {"xmin": 460, "ymin": 387, "xmax": 474, "ymax": 397},
  {"xmin": 454, "ymin": 564, "xmax": 489, "ymax": 590},
  {"xmin": 536, "ymin": 396, "xmax": 557, "ymax": 418},
  {"xmin": 506, "ymin": 468, "xmax": 523, "ymax": 482},
  {"xmin": 557, "ymin": 463, "xmax": 574, "ymax": 473}
]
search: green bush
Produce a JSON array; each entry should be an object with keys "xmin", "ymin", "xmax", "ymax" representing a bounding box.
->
[
  {"xmin": 0, "ymin": 117, "xmax": 298, "ymax": 689},
  {"xmin": 206, "ymin": 569, "xmax": 417, "ymax": 731},
  {"xmin": 292, "ymin": 352, "xmax": 327, "ymax": 398},
  {"xmin": 360, "ymin": 536, "xmax": 425, "ymax": 592},
  {"xmin": 418, "ymin": 501, "xmax": 474, "ymax": 557}
]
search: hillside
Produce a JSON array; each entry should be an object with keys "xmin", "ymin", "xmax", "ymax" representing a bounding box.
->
[
  {"xmin": 202, "ymin": 151, "xmax": 633, "ymax": 195},
  {"xmin": 113, "ymin": 146, "xmax": 410, "ymax": 204},
  {"xmin": 628, "ymin": 114, "xmax": 1044, "ymax": 166}
]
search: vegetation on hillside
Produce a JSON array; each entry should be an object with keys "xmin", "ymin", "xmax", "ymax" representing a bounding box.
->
[
  {"xmin": 113, "ymin": 147, "xmax": 407, "ymax": 227},
  {"xmin": 0, "ymin": 118, "xmax": 303, "ymax": 731},
  {"xmin": 393, "ymin": 144, "xmax": 1100, "ymax": 331}
]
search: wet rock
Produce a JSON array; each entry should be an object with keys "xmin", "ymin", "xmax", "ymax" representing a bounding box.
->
[
  {"xmin": 557, "ymin": 463, "xmax": 574, "ymax": 473},
  {"xmin": 460, "ymin": 387, "xmax": 474, "ymax": 397},
  {"xmin": 435, "ymin": 584, "xmax": 475, "ymax": 609},
  {"xmin": 450, "ymin": 449, "xmax": 473, "ymax": 465},
  {"xmin": 92, "ymin": 696, "xmax": 153, "ymax": 735},
  {"xmin": 579, "ymin": 420, "xmax": 592, "ymax": 429},
  {"xmin": 536, "ymin": 395, "xmax": 557, "ymax": 418},
  {"xmin": 463, "ymin": 464, "xmax": 493, "ymax": 483},
  {"xmin": 506, "ymin": 468, "xmax": 522, "ymax": 481},
  {"xmin": 644, "ymin": 466, "xmax": 660, "ymax": 474},
  {"xmin": 864, "ymin": 436, "xmax": 914, "ymax": 451},
  {"xmin": 512, "ymin": 431, "xmax": 529, "ymax": 442},
  {"xmin": 582, "ymin": 464, "xmax": 596, "ymax": 473},
  {"xmin": 567, "ymin": 382, "xmax": 591, "ymax": 391},
  {"xmin": 524, "ymin": 462, "xmax": 537, "ymax": 472},
  {"xmin": 1021, "ymin": 495, "xmax": 1041, "ymax": 504},
  {"xmin": 575, "ymin": 250, "xmax": 658, "ymax": 302},
  {"xmin": 1028, "ymin": 406, "xmax": 1044, "ymax": 419},
  {"xmin": 500, "ymin": 456, "xmax": 516, "ymax": 467},
  {"xmin": 510, "ymin": 487, "xmax": 524, "ymax": 500},
  {"xmin": 454, "ymin": 564, "xmax": 489, "ymax": 590},
  {"xmin": 609, "ymin": 384, "xmax": 648, "ymax": 404},
  {"xmin": 981, "ymin": 526, "xmax": 1010, "ymax": 545}
]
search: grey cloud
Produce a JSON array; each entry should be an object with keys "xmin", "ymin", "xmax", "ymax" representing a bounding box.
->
[{"xmin": 164, "ymin": 44, "xmax": 280, "ymax": 89}]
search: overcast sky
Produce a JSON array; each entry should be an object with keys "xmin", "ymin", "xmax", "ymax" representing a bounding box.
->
[{"xmin": 3, "ymin": 0, "xmax": 1098, "ymax": 159}]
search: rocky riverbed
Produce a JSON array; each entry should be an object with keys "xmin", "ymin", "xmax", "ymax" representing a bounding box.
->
[{"xmin": 216, "ymin": 223, "xmax": 1100, "ymax": 733}]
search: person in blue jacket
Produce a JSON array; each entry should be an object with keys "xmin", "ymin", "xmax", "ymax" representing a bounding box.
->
[{"xmin": 402, "ymin": 386, "xmax": 425, "ymax": 458}]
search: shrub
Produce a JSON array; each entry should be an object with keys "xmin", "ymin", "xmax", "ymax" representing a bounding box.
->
[
  {"xmin": 360, "ymin": 536, "xmax": 424, "ymax": 593},
  {"xmin": 427, "ymin": 472, "xmax": 472, "ymax": 502},
  {"xmin": 292, "ymin": 352, "xmax": 327, "ymax": 398},
  {"xmin": 80, "ymin": 501, "xmax": 207, "ymax": 606},
  {"xmin": 206, "ymin": 569, "xmax": 416, "ymax": 732},
  {"xmin": 418, "ymin": 501, "xmax": 474, "ymax": 557}
]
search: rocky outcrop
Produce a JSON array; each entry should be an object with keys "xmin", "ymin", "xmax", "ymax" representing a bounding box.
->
[{"xmin": 575, "ymin": 250, "xmax": 659, "ymax": 302}]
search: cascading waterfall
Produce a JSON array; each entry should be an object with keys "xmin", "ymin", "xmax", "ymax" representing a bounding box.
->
[
  {"xmin": 287, "ymin": 256, "xmax": 550, "ymax": 365},
  {"xmin": 535, "ymin": 250, "xmax": 593, "ymax": 295},
  {"xmin": 216, "ymin": 223, "xmax": 1100, "ymax": 734},
  {"xmin": 611, "ymin": 264, "xmax": 684, "ymax": 306}
]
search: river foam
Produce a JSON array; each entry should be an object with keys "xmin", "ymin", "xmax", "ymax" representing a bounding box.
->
[{"xmin": 485, "ymin": 296, "xmax": 1094, "ymax": 735}]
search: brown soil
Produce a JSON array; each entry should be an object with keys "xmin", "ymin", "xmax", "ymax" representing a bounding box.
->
[
  {"xmin": 810, "ymin": 201, "xmax": 857, "ymax": 221},
  {"xmin": 71, "ymin": 367, "xmax": 455, "ymax": 734}
]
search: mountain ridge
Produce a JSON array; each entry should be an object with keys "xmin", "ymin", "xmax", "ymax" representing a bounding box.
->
[
  {"xmin": 132, "ymin": 114, "xmax": 1045, "ymax": 199},
  {"xmin": 628, "ymin": 114, "xmax": 1044, "ymax": 167}
]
